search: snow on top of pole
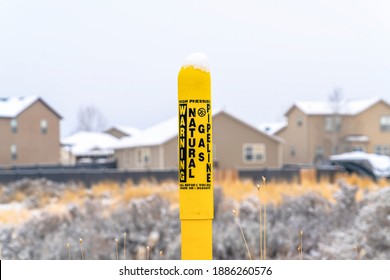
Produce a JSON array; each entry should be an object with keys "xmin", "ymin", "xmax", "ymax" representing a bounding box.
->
[{"xmin": 182, "ymin": 52, "xmax": 210, "ymax": 72}]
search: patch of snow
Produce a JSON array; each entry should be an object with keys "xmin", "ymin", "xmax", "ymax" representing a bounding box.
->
[
  {"xmin": 0, "ymin": 96, "xmax": 39, "ymax": 118},
  {"xmin": 114, "ymin": 116, "xmax": 178, "ymax": 149},
  {"xmin": 61, "ymin": 131, "xmax": 119, "ymax": 156},
  {"xmin": 112, "ymin": 125, "xmax": 139, "ymax": 136},
  {"xmin": 295, "ymin": 97, "xmax": 383, "ymax": 115},
  {"xmin": 182, "ymin": 52, "xmax": 210, "ymax": 72},
  {"xmin": 330, "ymin": 151, "xmax": 390, "ymax": 177},
  {"xmin": 258, "ymin": 121, "xmax": 287, "ymax": 135},
  {"xmin": 0, "ymin": 202, "xmax": 25, "ymax": 210}
]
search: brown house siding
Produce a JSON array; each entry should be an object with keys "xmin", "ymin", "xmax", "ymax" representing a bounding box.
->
[{"xmin": 0, "ymin": 100, "xmax": 60, "ymax": 166}]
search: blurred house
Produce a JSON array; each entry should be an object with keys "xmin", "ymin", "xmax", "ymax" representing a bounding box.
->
[
  {"xmin": 272, "ymin": 97, "xmax": 390, "ymax": 164},
  {"xmin": 61, "ymin": 131, "xmax": 119, "ymax": 164},
  {"xmin": 105, "ymin": 125, "xmax": 139, "ymax": 139},
  {"xmin": 114, "ymin": 109, "xmax": 282, "ymax": 170},
  {"xmin": 0, "ymin": 96, "xmax": 61, "ymax": 166}
]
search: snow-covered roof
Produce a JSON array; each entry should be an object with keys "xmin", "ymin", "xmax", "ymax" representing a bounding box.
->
[
  {"xmin": 290, "ymin": 97, "xmax": 385, "ymax": 116},
  {"xmin": 61, "ymin": 131, "xmax": 120, "ymax": 156},
  {"xmin": 108, "ymin": 125, "xmax": 140, "ymax": 136},
  {"xmin": 258, "ymin": 121, "xmax": 287, "ymax": 135},
  {"xmin": 115, "ymin": 108, "xmax": 281, "ymax": 149},
  {"xmin": 330, "ymin": 151, "xmax": 390, "ymax": 177},
  {"xmin": 114, "ymin": 117, "xmax": 178, "ymax": 149},
  {"xmin": 114, "ymin": 108, "xmax": 225, "ymax": 149},
  {"xmin": 0, "ymin": 96, "xmax": 39, "ymax": 118}
]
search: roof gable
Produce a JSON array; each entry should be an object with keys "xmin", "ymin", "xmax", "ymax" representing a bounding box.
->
[
  {"xmin": 106, "ymin": 125, "xmax": 140, "ymax": 136},
  {"xmin": 0, "ymin": 96, "xmax": 62, "ymax": 119},
  {"xmin": 214, "ymin": 111, "xmax": 283, "ymax": 143},
  {"xmin": 285, "ymin": 97, "xmax": 386, "ymax": 116},
  {"xmin": 0, "ymin": 96, "xmax": 39, "ymax": 118}
]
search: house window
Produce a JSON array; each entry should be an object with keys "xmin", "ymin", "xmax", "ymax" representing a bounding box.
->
[
  {"xmin": 11, "ymin": 145, "xmax": 17, "ymax": 160},
  {"xmin": 315, "ymin": 145, "xmax": 324, "ymax": 156},
  {"xmin": 40, "ymin": 119, "xmax": 48, "ymax": 134},
  {"xmin": 380, "ymin": 115, "xmax": 390, "ymax": 131},
  {"xmin": 375, "ymin": 145, "xmax": 390, "ymax": 156},
  {"xmin": 135, "ymin": 148, "xmax": 151, "ymax": 167},
  {"xmin": 290, "ymin": 146, "xmax": 296, "ymax": 157},
  {"xmin": 296, "ymin": 117, "xmax": 303, "ymax": 127},
  {"xmin": 10, "ymin": 119, "xmax": 18, "ymax": 133},
  {"xmin": 325, "ymin": 116, "xmax": 341, "ymax": 132},
  {"xmin": 243, "ymin": 144, "xmax": 266, "ymax": 164},
  {"xmin": 314, "ymin": 145, "xmax": 325, "ymax": 162}
]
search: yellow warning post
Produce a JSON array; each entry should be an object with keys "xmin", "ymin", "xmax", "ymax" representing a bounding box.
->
[{"xmin": 178, "ymin": 52, "xmax": 213, "ymax": 260}]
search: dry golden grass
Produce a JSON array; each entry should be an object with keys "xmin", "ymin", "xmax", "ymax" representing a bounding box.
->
[
  {"xmin": 12, "ymin": 191, "xmax": 27, "ymax": 202},
  {"xmin": 121, "ymin": 179, "xmax": 178, "ymax": 204},
  {"xmin": 0, "ymin": 209, "xmax": 31, "ymax": 225},
  {"xmin": 57, "ymin": 188, "xmax": 89, "ymax": 206},
  {"xmin": 1, "ymin": 173, "xmax": 388, "ymax": 226},
  {"xmin": 91, "ymin": 181, "xmax": 121, "ymax": 199},
  {"xmin": 57, "ymin": 179, "xmax": 179, "ymax": 207},
  {"xmin": 217, "ymin": 173, "xmax": 390, "ymax": 205},
  {"xmin": 218, "ymin": 178, "xmax": 338, "ymax": 204},
  {"xmin": 38, "ymin": 194, "xmax": 52, "ymax": 208}
]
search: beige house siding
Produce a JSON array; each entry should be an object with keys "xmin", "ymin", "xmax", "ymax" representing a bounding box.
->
[
  {"xmin": 213, "ymin": 112, "xmax": 281, "ymax": 169},
  {"xmin": 276, "ymin": 107, "xmax": 309, "ymax": 164},
  {"xmin": 0, "ymin": 100, "xmax": 61, "ymax": 166},
  {"xmin": 149, "ymin": 146, "xmax": 162, "ymax": 169},
  {"xmin": 115, "ymin": 111, "xmax": 282, "ymax": 170},
  {"xmin": 307, "ymin": 115, "xmax": 331, "ymax": 162},
  {"xmin": 162, "ymin": 138, "xmax": 178, "ymax": 169},
  {"xmin": 343, "ymin": 102, "xmax": 390, "ymax": 153},
  {"xmin": 115, "ymin": 146, "xmax": 162, "ymax": 170}
]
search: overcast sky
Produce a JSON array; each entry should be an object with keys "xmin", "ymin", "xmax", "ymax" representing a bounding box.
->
[{"xmin": 1, "ymin": 0, "xmax": 389, "ymax": 137}]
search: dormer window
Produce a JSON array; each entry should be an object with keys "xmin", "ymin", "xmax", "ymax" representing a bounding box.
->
[{"xmin": 10, "ymin": 119, "xmax": 18, "ymax": 133}]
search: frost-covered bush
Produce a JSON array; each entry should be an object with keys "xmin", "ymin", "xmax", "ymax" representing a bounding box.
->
[{"xmin": 1, "ymin": 179, "xmax": 390, "ymax": 259}]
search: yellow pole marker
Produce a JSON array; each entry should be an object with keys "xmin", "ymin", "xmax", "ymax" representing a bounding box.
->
[{"xmin": 178, "ymin": 52, "xmax": 213, "ymax": 260}]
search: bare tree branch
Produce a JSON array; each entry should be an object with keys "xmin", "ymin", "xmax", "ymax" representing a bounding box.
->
[{"xmin": 75, "ymin": 105, "xmax": 107, "ymax": 132}]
